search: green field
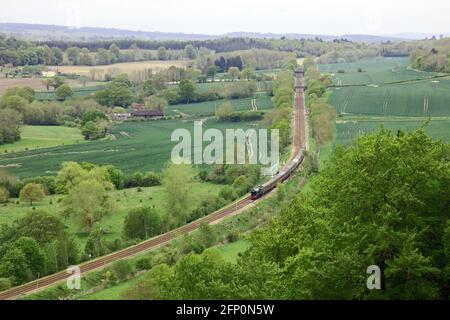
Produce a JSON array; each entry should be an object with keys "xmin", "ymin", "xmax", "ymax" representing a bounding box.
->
[
  {"xmin": 0, "ymin": 182, "xmax": 222, "ymax": 245},
  {"xmin": 0, "ymin": 118, "xmax": 268, "ymax": 178},
  {"xmin": 335, "ymin": 117, "xmax": 450, "ymax": 146},
  {"xmin": 34, "ymin": 85, "xmax": 104, "ymax": 101},
  {"xmin": 166, "ymin": 94, "xmax": 273, "ymax": 117},
  {"xmin": 319, "ymin": 57, "xmax": 443, "ymax": 86},
  {"xmin": 168, "ymin": 81, "xmax": 271, "ymax": 93},
  {"xmin": 321, "ymin": 57, "xmax": 450, "ymax": 166},
  {"xmin": 218, "ymin": 239, "xmax": 250, "ymax": 263},
  {"xmin": 0, "ymin": 125, "xmax": 84, "ymax": 153},
  {"xmin": 321, "ymin": 57, "xmax": 450, "ymax": 117},
  {"xmin": 328, "ymin": 79, "xmax": 450, "ymax": 116}
]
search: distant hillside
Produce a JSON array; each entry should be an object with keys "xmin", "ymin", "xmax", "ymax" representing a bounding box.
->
[
  {"xmin": 0, "ymin": 23, "xmax": 218, "ymax": 41},
  {"xmin": 0, "ymin": 23, "xmax": 414, "ymax": 43},
  {"xmin": 225, "ymin": 32, "xmax": 409, "ymax": 43}
]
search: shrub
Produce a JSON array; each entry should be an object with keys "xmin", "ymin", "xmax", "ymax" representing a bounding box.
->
[
  {"xmin": 0, "ymin": 278, "xmax": 11, "ymax": 291},
  {"xmin": 111, "ymin": 260, "xmax": 133, "ymax": 282},
  {"xmin": 0, "ymin": 187, "xmax": 9, "ymax": 204},
  {"xmin": 219, "ymin": 186, "xmax": 238, "ymax": 201},
  {"xmin": 143, "ymin": 172, "xmax": 161, "ymax": 187},
  {"xmin": 123, "ymin": 207, "xmax": 161, "ymax": 241},
  {"xmin": 135, "ymin": 256, "xmax": 152, "ymax": 271},
  {"xmin": 198, "ymin": 170, "xmax": 208, "ymax": 181}
]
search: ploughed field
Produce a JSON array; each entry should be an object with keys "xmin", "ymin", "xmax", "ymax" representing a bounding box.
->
[{"xmin": 0, "ymin": 118, "xmax": 267, "ymax": 178}]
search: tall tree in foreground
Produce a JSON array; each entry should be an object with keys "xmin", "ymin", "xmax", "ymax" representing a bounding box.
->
[
  {"xmin": 247, "ymin": 128, "xmax": 450, "ymax": 299},
  {"xmin": 161, "ymin": 163, "xmax": 195, "ymax": 227},
  {"xmin": 137, "ymin": 128, "xmax": 449, "ymax": 300}
]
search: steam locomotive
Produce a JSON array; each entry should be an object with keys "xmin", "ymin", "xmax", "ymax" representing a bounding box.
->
[{"xmin": 250, "ymin": 150, "xmax": 305, "ymax": 200}]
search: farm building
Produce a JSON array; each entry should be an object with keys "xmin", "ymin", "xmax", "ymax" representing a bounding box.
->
[
  {"xmin": 112, "ymin": 113, "xmax": 132, "ymax": 121},
  {"xmin": 131, "ymin": 110, "xmax": 164, "ymax": 120}
]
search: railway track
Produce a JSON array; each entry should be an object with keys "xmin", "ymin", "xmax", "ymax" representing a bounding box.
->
[{"xmin": 0, "ymin": 68, "xmax": 307, "ymax": 300}]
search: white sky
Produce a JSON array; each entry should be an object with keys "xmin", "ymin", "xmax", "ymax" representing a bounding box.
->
[{"xmin": 1, "ymin": 0, "xmax": 449, "ymax": 35}]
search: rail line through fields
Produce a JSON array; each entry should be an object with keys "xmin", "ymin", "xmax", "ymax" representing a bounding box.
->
[{"xmin": 0, "ymin": 69, "xmax": 307, "ymax": 300}]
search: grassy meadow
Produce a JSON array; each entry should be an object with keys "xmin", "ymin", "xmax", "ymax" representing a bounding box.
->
[
  {"xmin": 0, "ymin": 182, "xmax": 223, "ymax": 246},
  {"xmin": 0, "ymin": 125, "xmax": 84, "ymax": 153},
  {"xmin": 319, "ymin": 57, "xmax": 443, "ymax": 86}
]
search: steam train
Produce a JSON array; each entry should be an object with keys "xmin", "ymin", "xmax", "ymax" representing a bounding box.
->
[
  {"xmin": 250, "ymin": 150, "xmax": 305, "ymax": 200},
  {"xmin": 251, "ymin": 67, "xmax": 305, "ymax": 201}
]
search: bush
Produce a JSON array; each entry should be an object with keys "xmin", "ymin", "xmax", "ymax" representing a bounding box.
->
[
  {"xmin": 198, "ymin": 170, "xmax": 208, "ymax": 181},
  {"xmin": 143, "ymin": 172, "xmax": 161, "ymax": 187},
  {"xmin": 111, "ymin": 260, "xmax": 133, "ymax": 282},
  {"xmin": 21, "ymin": 176, "xmax": 56, "ymax": 195},
  {"xmin": 123, "ymin": 207, "xmax": 161, "ymax": 241},
  {"xmin": 0, "ymin": 187, "xmax": 9, "ymax": 204},
  {"xmin": 232, "ymin": 175, "xmax": 252, "ymax": 195},
  {"xmin": 135, "ymin": 256, "xmax": 152, "ymax": 271},
  {"xmin": 0, "ymin": 277, "xmax": 11, "ymax": 291},
  {"xmin": 191, "ymin": 196, "xmax": 227, "ymax": 220},
  {"xmin": 219, "ymin": 186, "xmax": 238, "ymax": 201},
  {"xmin": 226, "ymin": 230, "xmax": 240, "ymax": 243}
]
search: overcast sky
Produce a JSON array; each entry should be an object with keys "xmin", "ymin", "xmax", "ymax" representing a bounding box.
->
[{"xmin": 1, "ymin": 0, "xmax": 449, "ymax": 35}]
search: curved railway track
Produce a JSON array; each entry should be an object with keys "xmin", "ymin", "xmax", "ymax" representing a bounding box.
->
[{"xmin": 0, "ymin": 68, "xmax": 306, "ymax": 300}]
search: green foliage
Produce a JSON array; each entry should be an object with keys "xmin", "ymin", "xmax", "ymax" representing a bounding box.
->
[
  {"xmin": 19, "ymin": 183, "xmax": 45, "ymax": 206},
  {"xmin": 162, "ymin": 163, "xmax": 195, "ymax": 227},
  {"xmin": 62, "ymin": 179, "xmax": 114, "ymax": 232},
  {"xmin": 0, "ymin": 187, "xmax": 9, "ymax": 204},
  {"xmin": 3, "ymin": 86, "xmax": 35, "ymax": 102},
  {"xmin": 178, "ymin": 80, "xmax": 197, "ymax": 104},
  {"xmin": 215, "ymin": 101, "xmax": 234, "ymax": 121},
  {"xmin": 0, "ymin": 108, "xmax": 22, "ymax": 145},
  {"xmin": 0, "ymin": 277, "xmax": 11, "ymax": 291},
  {"xmin": 218, "ymin": 186, "xmax": 238, "ymax": 201},
  {"xmin": 123, "ymin": 207, "xmax": 161, "ymax": 241},
  {"xmin": 56, "ymin": 84, "xmax": 74, "ymax": 101},
  {"xmin": 111, "ymin": 260, "xmax": 134, "ymax": 282},
  {"xmin": 105, "ymin": 165, "xmax": 125, "ymax": 189},
  {"xmin": 0, "ymin": 248, "xmax": 30, "ymax": 285},
  {"xmin": 94, "ymin": 81, "xmax": 133, "ymax": 107},
  {"xmin": 81, "ymin": 121, "xmax": 100, "ymax": 140},
  {"xmin": 84, "ymin": 229, "xmax": 109, "ymax": 259},
  {"xmin": 247, "ymin": 128, "xmax": 450, "ymax": 299},
  {"xmin": 15, "ymin": 211, "xmax": 68, "ymax": 245}
]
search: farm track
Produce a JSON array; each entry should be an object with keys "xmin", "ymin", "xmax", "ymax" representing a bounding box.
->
[{"xmin": 0, "ymin": 71, "xmax": 307, "ymax": 300}]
